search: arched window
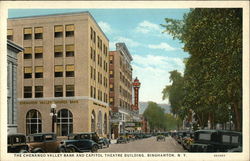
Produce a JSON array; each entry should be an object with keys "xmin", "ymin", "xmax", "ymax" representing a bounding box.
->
[
  {"xmin": 57, "ymin": 109, "xmax": 73, "ymax": 136},
  {"xmin": 26, "ymin": 109, "xmax": 42, "ymax": 135},
  {"xmin": 104, "ymin": 113, "xmax": 107, "ymax": 134},
  {"xmin": 91, "ymin": 110, "xmax": 96, "ymax": 132},
  {"xmin": 98, "ymin": 111, "xmax": 102, "ymax": 135}
]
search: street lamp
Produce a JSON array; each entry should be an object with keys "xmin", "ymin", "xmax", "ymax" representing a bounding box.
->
[{"xmin": 50, "ymin": 103, "xmax": 57, "ymax": 133}]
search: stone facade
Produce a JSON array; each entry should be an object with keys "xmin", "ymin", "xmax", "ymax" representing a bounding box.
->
[
  {"xmin": 7, "ymin": 40, "xmax": 23, "ymax": 134},
  {"xmin": 7, "ymin": 12, "xmax": 110, "ymax": 137}
]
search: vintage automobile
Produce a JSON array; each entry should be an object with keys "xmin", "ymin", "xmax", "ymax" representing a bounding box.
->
[
  {"xmin": 61, "ymin": 134, "xmax": 99, "ymax": 153},
  {"xmin": 70, "ymin": 132, "xmax": 99, "ymax": 143},
  {"xmin": 189, "ymin": 130, "xmax": 242, "ymax": 152},
  {"xmin": 98, "ymin": 137, "xmax": 110, "ymax": 148},
  {"xmin": 176, "ymin": 131, "xmax": 187, "ymax": 144},
  {"xmin": 27, "ymin": 133, "xmax": 66, "ymax": 153},
  {"xmin": 116, "ymin": 136, "xmax": 128, "ymax": 144},
  {"xmin": 156, "ymin": 135, "xmax": 165, "ymax": 141},
  {"xmin": 63, "ymin": 133, "xmax": 100, "ymax": 152},
  {"xmin": 182, "ymin": 132, "xmax": 194, "ymax": 151},
  {"xmin": 8, "ymin": 133, "xmax": 29, "ymax": 153}
]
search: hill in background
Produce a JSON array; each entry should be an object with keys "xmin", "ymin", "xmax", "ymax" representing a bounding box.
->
[{"xmin": 139, "ymin": 102, "xmax": 171, "ymax": 114}]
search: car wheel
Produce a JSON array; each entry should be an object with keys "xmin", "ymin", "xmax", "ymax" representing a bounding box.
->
[
  {"xmin": 34, "ymin": 149, "xmax": 45, "ymax": 153},
  {"xmin": 19, "ymin": 149, "xmax": 28, "ymax": 153},
  {"xmin": 91, "ymin": 145, "xmax": 98, "ymax": 153},
  {"xmin": 67, "ymin": 147, "xmax": 76, "ymax": 153},
  {"xmin": 59, "ymin": 147, "xmax": 66, "ymax": 153}
]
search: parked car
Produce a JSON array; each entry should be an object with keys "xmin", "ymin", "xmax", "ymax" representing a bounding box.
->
[
  {"xmin": 176, "ymin": 131, "xmax": 187, "ymax": 144},
  {"xmin": 98, "ymin": 137, "xmax": 110, "ymax": 148},
  {"xmin": 8, "ymin": 133, "xmax": 29, "ymax": 153},
  {"xmin": 69, "ymin": 132, "xmax": 99, "ymax": 143},
  {"xmin": 61, "ymin": 134, "xmax": 99, "ymax": 153},
  {"xmin": 182, "ymin": 131, "xmax": 194, "ymax": 151},
  {"xmin": 116, "ymin": 136, "xmax": 128, "ymax": 144},
  {"xmin": 156, "ymin": 135, "xmax": 165, "ymax": 141},
  {"xmin": 190, "ymin": 130, "xmax": 242, "ymax": 152},
  {"xmin": 27, "ymin": 133, "xmax": 66, "ymax": 153}
]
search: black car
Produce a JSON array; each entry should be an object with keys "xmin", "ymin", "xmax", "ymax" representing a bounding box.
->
[
  {"xmin": 98, "ymin": 138, "xmax": 110, "ymax": 148},
  {"xmin": 182, "ymin": 131, "xmax": 194, "ymax": 151},
  {"xmin": 116, "ymin": 136, "xmax": 128, "ymax": 144},
  {"xmin": 156, "ymin": 135, "xmax": 165, "ymax": 141},
  {"xmin": 61, "ymin": 133, "xmax": 99, "ymax": 152},
  {"xmin": 8, "ymin": 133, "xmax": 29, "ymax": 153},
  {"xmin": 176, "ymin": 131, "xmax": 187, "ymax": 144},
  {"xmin": 190, "ymin": 130, "xmax": 242, "ymax": 152}
]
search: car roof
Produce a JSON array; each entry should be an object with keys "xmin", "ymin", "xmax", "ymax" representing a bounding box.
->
[
  {"xmin": 8, "ymin": 133, "xmax": 26, "ymax": 136},
  {"xmin": 28, "ymin": 133, "xmax": 56, "ymax": 136},
  {"xmin": 195, "ymin": 130, "xmax": 242, "ymax": 134}
]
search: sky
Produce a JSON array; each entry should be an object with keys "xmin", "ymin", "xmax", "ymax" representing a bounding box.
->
[{"xmin": 9, "ymin": 9, "xmax": 190, "ymax": 104}]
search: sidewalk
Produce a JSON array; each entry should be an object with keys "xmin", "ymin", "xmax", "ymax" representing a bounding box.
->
[{"xmin": 110, "ymin": 139, "xmax": 117, "ymax": 144}]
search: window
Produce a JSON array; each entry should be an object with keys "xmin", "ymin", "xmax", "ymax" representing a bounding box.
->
[
  {"xmin": 90, "ymin": 47, "xmax": 93, "ymax": 60},
  {"xmin": 93, "ymin": 87, "xmax": 96, "ymax": 98},
  {"xmin": 232, "ymin": 136, "xmax": 239, "ymax": 144},
  {"xmin": 198, "ymin": 133, "xmax": 211, "ymax": 141},
  {"xmin": 97, "ymin": 111, "xmax": 103, "ymax": 135},
  {"xmin": 54, "ymin": 45, "xmax": 63, "ymax": 57},
  {"xmin": 24, "ymin": 28, "xmax": 32, "ymax": 40},
  {"xmin": 110, "ymin": 84, "xmax": 114, "ymax": 91},
  {"xmin": 66, "ymin": 65, "xmax": 74, "ymax": 77},
  {"xmin": 24, "ymin": 67, "xmax": 32, "ymax": 79},
  {"xmin": 222, "ymin": 135, "xmax": 230, "ymax": 143},
  {"xmin": 65, "ymin": 24, "xmax": 74, "ymax": 37},
  {"xmin": 7, "ymin": 29, "xmax": 13, "ymax": 41},
  {"xmin": 91, "ymin": 110, "xmax": 96, "ymax": 132},
  {"xmin": 110, "ymin": 55, "xmax": 113, "ymax": 64},
  {"xmin": 34, "ymin": 27, "xmax": 43, "ymax": 39},
  {"xmin": 24, "ymin": 47, "xmax": 32, "ymax": 59},
  {"xmin": 24, "ymin": 86, "xmax": 32, "ymax": 98},
  {"xmin": 55, "ymin": 65, "xmax": 63, "ymax": 77},
  {"xmin": 66, "ymin": 44, "xmax": 74, "ymax": 57},
  {"xmin": 100, "ymin": 56, "xmax": 102, "ymax": 67},
  {"xmin": 57, "ymin": 109, "xmax": 73, "ymax": 136},
  {"xmin": 110, "ymin": 70, "xmax": 114, "ymax": 78},
  {"xmin": 93, "ymin": 31, "xmax": 96, "ymax": 43},
  {"xmin": 93, "ymin": 50, "xmax": 96, "ymax": 62},
  {"xmin": 90, "ymin": 27, "xmax": 93, "ymax": 40},
  {"xmin": 54, "ymin": 25, "xmax": 63, "ymax": 38},
  {"xmin": 35, "ymin": 66, "xmax": 43, "ymax": 78},
  {"xmin": 93, "ymin": 68, "xmax": 96, "ymax": 80},
  {"xmin": 35, "ymin": 46, "xmax": 43, "ymax": 59},
  {"xmin": 35, "ymin": 86, "xmax": 43, "ymax": 98},
  {"xmin": 110, "ymin": 97, "xmax": 114, "ymax": 105},
  {"xmin": 90, "ymin": 66, "xmax": 93, "ymax": 79},
  {"xmin": 66, "ymin": 85, "xmax": 74, "ymax": 97},
  {"xmin": 103, "ymin": 113, "xmax": 108, "ymax": 134},
  {"xmin": 26, "ymin": 109, "xmax": 42, "ymax": 135},
  {"xmin": 54, "ymin": 85, "xmax": 63, "ymax": 97},
  {"xmin": 90, "ymin": 86, "xmax": 93, "ymax": 97}
]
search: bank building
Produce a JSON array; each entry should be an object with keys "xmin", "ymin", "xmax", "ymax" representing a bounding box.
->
[{"xmin": 7, "ymin": 12, "xmax": 110, "ymax": 137}]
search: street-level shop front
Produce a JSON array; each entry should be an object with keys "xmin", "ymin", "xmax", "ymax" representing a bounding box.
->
[{"xmin": 17, "ymin": 97, "xmax": 110, "ymax": 137}]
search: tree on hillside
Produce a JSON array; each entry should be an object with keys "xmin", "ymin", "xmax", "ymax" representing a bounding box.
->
[{"xmin": 161, "ymin": 8, "xmax": 242, "ymax": 131}]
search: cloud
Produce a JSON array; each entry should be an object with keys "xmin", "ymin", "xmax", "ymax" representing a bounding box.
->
[
  {"xmin": 132, "ymin": 54, "xmax": 185, "ymax": 103},
  {"xmin": 135, "ymin": 20, "xmax": 161, "ymax": 34},
  {"xmin": 148, "ymin": 42, "xmax": 177, "ymax": 51},
  {"xmin": 98, "ymin": 21, "xmax": 113, "ymax": 35}
]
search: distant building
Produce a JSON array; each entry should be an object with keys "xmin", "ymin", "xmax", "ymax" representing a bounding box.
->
[
  {"xmin": 109, "ymin": 43, "xmax": 133, "ymax": 138},
  {"xmin": 7, "ymin": 12, "xmax": 110, "ymax": 137},
  {"xmin": 7, "ymin": 40, "xmax": 23, "ymax": 133}
]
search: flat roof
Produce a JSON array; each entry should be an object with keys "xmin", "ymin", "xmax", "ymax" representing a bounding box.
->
[{"xmin": 8, "ymin": 11, "xmax": 109, "ymax": 41}]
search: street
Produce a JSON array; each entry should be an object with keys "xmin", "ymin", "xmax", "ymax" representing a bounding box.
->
[{"xmin": 99, "ymin": 136, "xmax": 186, "ymax": 152}]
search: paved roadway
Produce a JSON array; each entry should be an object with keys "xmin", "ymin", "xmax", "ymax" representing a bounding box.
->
[{"xmin": 99, "ymin": 136, "xmax": 186, "ymax": 152}]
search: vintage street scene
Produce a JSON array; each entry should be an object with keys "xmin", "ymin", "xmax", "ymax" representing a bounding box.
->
[{"xmin": 5, "ymin": 6, "xmax": 244, "ymax": 155}]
